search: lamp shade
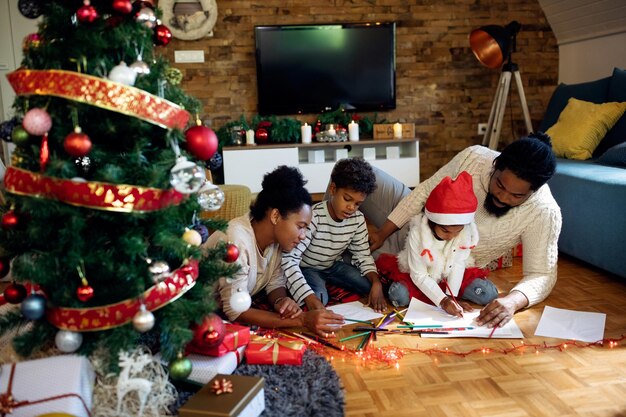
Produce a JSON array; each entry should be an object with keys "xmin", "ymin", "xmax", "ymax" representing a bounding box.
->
[{"xmin": 469, "ymin": 21, "xmax": 521, "ymax": 69}]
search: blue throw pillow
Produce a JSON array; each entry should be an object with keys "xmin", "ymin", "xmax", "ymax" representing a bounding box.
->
[
  {"xmin": 597, "ymin": 142, "xmax": 626, "ymax": 167},
  {"xmin": 593, "ymin": 68, "xmax": 626, "ymax": 158},
  {"xmin": 539, "ymin": 77, "xmax": 611, "ymax": 133}
]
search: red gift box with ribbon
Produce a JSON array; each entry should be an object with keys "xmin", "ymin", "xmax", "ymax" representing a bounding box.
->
[
  {"xmin": 187, "ymin": 323, "xmax": 250, "ymax": 357},
  {"xmin": 245, "ymin": 335, "xmax": 306, "ymax": 365}
]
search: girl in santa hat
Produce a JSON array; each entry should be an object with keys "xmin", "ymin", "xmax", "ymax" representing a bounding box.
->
[{"xmin": 376, "ymin": 171, "xmax": 498, "ymax": 317}]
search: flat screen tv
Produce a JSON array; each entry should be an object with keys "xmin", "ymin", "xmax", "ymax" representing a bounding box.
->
[{"xmin": 254, "ymin": 22, "xmax": 396, "ymax": 115}]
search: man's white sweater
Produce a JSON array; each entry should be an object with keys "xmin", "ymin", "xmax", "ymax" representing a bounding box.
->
[{"xmin": 388, "ymin": 145, "xmax": 562, "ymax": 307}]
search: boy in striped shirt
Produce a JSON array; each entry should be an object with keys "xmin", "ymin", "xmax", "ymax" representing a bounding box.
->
[{"xmin": 282, "ymin": 158, "xmax": 387, "ymax": 312}]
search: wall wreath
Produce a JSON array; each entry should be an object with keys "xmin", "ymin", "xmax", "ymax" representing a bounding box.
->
[{"xmin": 160, "ymin": 0, "xmax": 218, "ymax": 41}]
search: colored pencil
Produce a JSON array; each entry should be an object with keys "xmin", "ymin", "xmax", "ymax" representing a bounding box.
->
[
  {"xmin": 344, "ymin": 318, "xmax": 373, "ymax": 324},
  {"xmin": 300, "ymin": 332, "xmax": 344, "ymax": 351},
  {"xmin": 378, "ymin": 312, "xmax": 397, "ymax": 328},
  {"xmin": 339, "ymin": 331, "xmax": 371, "ymax": 342},
  {"xmin": 374, "ymin": 312, "xmax": 389, "ymax": 328},
  {"xmin": 356, "ymin": 332, "xmax": 370, "ymax": 350},
  {"xmin": 403, "ymin": 331, "xmax": 449, "ymax": 335},
  {"xmin": 397, "ymin": 324, "xmax": 444, "ymax": 329},
  {"xmin": 443, "ymin": 279, "xmax": 463, "ymax": 317},
  {"xmin": 488, "ymin": 325, "xmax": 498, "ymax": 338}
]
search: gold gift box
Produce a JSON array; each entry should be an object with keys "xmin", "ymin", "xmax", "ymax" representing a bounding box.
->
[{"xmin": 178, "ymin": 374, "xmax": 265, "ymax": 417}]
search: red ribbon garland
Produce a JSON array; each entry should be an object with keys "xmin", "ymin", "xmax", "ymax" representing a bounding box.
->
[{"xmin": 0, "ymin": 363, "xmax": 92, "ymax": 417}]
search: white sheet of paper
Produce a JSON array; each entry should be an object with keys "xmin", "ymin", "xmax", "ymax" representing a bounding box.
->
[
  {"xmin": 404, "ymin": 297, "xmax": 523, "ymax": 339},
  {"xmin": 326, "ymin": 301, "xmax": 385, "ymax": 322},
  {"xmin": 534, "ymin": 306, "xmax": 606, "ymax": 342}
]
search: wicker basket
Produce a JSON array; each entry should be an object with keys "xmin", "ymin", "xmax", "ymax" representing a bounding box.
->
[{"xmin": 200, "ymin": 184, "xmax": 252, "ymax": 221}]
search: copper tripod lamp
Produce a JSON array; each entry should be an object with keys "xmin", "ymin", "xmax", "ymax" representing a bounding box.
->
[{"xmin": 469, "ymin": 21, "xmax": 532, "ymax": 150}]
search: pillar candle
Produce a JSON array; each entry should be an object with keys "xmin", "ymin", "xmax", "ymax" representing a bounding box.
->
[
  {"xmin": 301, "ymin": 123, "xmax": 312, "ymax": 144},
  {"xmin": 393, "ymin": 122, "xmax": 402, "ymax": 139},
  {"xmin": 246, "ymin": 129, "xmax": 255, "ymax": 145},
  {"xmin": 328, "ymin": 124, "xmax": 336, "ymax": 136},
  {"xmin": 348, "ymin": 120, "xmax": 359, "ymax": 142}
]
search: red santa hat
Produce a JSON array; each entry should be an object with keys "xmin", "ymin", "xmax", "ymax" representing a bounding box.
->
[{"xmin": 424, "ymin": 171, "xmax": 478, "ymax": 225}]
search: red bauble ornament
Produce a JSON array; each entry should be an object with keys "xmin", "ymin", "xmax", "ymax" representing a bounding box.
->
[
  {"xmin": 224, "ymin": 243, "xmax": 239, "ymax": 263},
  {"xmin": 185, "ymin": 125, "xmax": 218, "ymax": 161},
  {"xmin": 255, "ymin": 128, "xmax": 269, "ymax": 145},
  {"xmin": 154, "ymin": 24, "xmax": 172, "ymax": 46},
  {"xmin": 23, "ymin": 108, "xmax": 52, "ymax": 136},
  {"xmin": 3, "ymin": 282, "xmax": 27, "ymax": 304},
  {"xmin": 2, "ymin": 211, "xmax": 19, "ymax": 230},
  {"xmin": 77, "ymin": 0, "xmax": 99, "ymax": 23},
  {"xmin": 77, "ymin": 282, "xmax": 94, "ymax": 302},
  {"xmin": 64, "ymin": 127, "xmax": 92, "ymax": 157},
  {"xmin": 112, "ymin": 0, "xmax": 132, "ymax": 14},
  {"xmin": 192, "ymin": 313, "xmax": 226, "ymax": 348},
  {"xmin": 0, "ymin": 257, "xmax": 11, "ymax": 278},
  {"xmin": 40, "ymin": 132, "xmax": 49, "ymax": 172}
]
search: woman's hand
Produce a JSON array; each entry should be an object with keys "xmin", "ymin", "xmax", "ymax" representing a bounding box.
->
[
  {"xmin": 274, "ymin": 297, "xmax": 302, "ymax": 319},
  {"xmin": 302, "ymin": 309, "xmax": 345, "ymax": 338},
  {"xmin": 367, "ymin": 281, "xmax": 387, "ymax": 313},
  {"xmin": 458, "ymin": 300, "xmax": 474, "ymax": 312},
  {"xmin": 440, "ymin": 296, "xmax": 463, "ymax": 318}
]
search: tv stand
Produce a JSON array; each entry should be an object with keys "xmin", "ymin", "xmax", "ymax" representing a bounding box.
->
[{"xmin": 222, "ymin": 138, "xmax": 419, "ymax": 194}]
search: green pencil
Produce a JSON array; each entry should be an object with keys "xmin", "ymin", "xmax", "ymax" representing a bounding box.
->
[
  {"xmin": 339, "ymin": 331, "xmax": 371, "ymax": 342},
  {"xmin": 344, "ymin": 318, "xmax": 373, "ymax": 324},
  {"xmin": 356, "ymin": 332, "xmax": 370, "ymax": 350}
]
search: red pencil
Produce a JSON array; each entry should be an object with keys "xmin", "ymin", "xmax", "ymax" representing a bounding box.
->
[
  {"xmin": 488, "ymin": 325, "xmax": 498, "ymax": 338},
  {"xmin": 443, "ymin": 279, "xmax": 463, "ymax": 318}
]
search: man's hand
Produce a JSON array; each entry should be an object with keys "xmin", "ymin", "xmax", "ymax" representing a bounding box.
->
[
  {"xmin": 476, "ymin": 291, "xmax": 528, "ymax": 328},
  {"xmin": 302, "ymin": 309, "xmax": 345, "ymax": 338},
  {"xmin": 368, "ymin": 230, "xmax": 384, "ymax": 252},
  {"xmin": 366, "ymin": 281, "xmax": 387, "ymax": 312},
  {"xmin": 274, "ymin": 297, "xmax": 302, "ymax": 319}
]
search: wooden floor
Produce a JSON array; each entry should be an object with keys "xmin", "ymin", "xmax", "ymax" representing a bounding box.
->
[{"xmin": 331, "ymin": 255, "xmax": 626, "ymax": 417}]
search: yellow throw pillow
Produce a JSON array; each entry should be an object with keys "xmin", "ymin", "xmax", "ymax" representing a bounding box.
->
[{"xmin": 546, "ymin": 97, "xmax": 626, "ymax": 160}]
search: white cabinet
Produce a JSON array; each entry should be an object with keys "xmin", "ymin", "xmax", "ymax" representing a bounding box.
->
[{"xmin": 222, "ymin": 139, "xmax": 419, "ymax": 194}]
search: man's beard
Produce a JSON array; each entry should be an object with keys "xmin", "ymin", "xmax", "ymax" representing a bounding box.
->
[{"xmin": 484, "ymin": 192, "xmax": 512, "ymax": 217}]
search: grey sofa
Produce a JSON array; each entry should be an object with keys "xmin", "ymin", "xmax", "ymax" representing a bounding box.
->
[{"xmin": 543, "ymin": 68, "xmax": 626, "ymax": 278}]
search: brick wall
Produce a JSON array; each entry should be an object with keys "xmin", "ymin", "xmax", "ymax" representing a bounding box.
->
[{"xmin": 162, "ymin": 0, "xmax": 558, "ymax": 180}]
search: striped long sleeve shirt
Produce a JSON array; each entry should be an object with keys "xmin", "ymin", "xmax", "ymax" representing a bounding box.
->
[{"xmin": 282, "ymin": 201, "xmax": 377, "ymax": 304}]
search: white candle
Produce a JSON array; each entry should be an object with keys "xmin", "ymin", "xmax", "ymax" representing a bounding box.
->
[
  {"xmin": 301, "ymin": 123, "xmax": 312, "ymax": 144},
  {"xmin": 393, "ymin": 122, "xmax": 402, "ymax": 139},
  {"xmin": 348, "ymin": 120, "xmax": 359, "ymax": 142},
  {"xmin": 328, "ymin": 124, "xmax": 336, "ymax": 136},
  {"xmin": 246, "ymin": 129, "xmax": 255, "ymax": 145}
]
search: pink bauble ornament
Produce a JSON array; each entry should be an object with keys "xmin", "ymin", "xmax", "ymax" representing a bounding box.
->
[
  {"xmin": 23, "ymin": 108, "xmax": 51, "ymax": 136},
  {"xmin": 192, "ymin": 313, "xmax": 226, "ymax": 348},
  {"xmin": 185, "ymin": 125, "xmax": 218, "ymax": 161}
]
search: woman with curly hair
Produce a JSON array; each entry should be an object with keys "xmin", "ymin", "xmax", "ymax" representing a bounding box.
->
[{"xmin": 206, "ymin": 165, "xmax": 344, "ymax": 337}]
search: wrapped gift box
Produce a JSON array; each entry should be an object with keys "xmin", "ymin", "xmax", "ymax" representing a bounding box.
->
[
  {"xmin": 245, "ymin": 335, "xmax": 306, "ymax": 365},
  {"xmin": 187, "ymin": 323, "xmax": 250, "ymax": 357},
  {"xmin": 178, "ymin": 374, "xmax": 264, "ymax": 417},
  {"xmin": 0, "ymin": 355, "xmax": 95, "ymax": 417},
  {"xmin": 156, "ymin": 345, "xmax": 245, "ymax": 385}
]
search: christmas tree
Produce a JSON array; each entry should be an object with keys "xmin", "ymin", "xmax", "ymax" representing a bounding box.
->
[{"xmin": 0, "ymin": 0, "xmax": 236, "ymax": 378}]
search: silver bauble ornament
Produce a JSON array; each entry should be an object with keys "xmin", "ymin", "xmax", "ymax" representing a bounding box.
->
[
  {"xmin": 133, "ymin": 304, "xmax": 155, "ymax": 333},
  {"xmin": 109, "ymin": 61, "xmax": 137, "ymax": 86},
  {"xmin": 55, "ymin": 330, "xmax": 83, "ymax": 353},
  {"xmin": 136, "ymin": 6, "xmax": 156, "ymax": 28},
  {"xmin": 130, "ymin": 59, "xmax": 150, "ymax": 76},
  {"xmin": 75, "ymin": 155, "xmax": 92, "ymax": 174},
  {"xmin": 229, "ymin": 289, "xmax": 252, "ymax": 314},
  {"xmin": 21, "ymin": 293, "xmax": 46, "ymax": 320},
  {"xmin": 169, "ymin": 156, "xmax": 206, "ymax": 194},
  {"xmin": 147, "ymin": 258, "xmax": 171, "ymax": 283},
  {"xmin": 197, "ymin": 181, "xmax": 225, "ymax": 212}
]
